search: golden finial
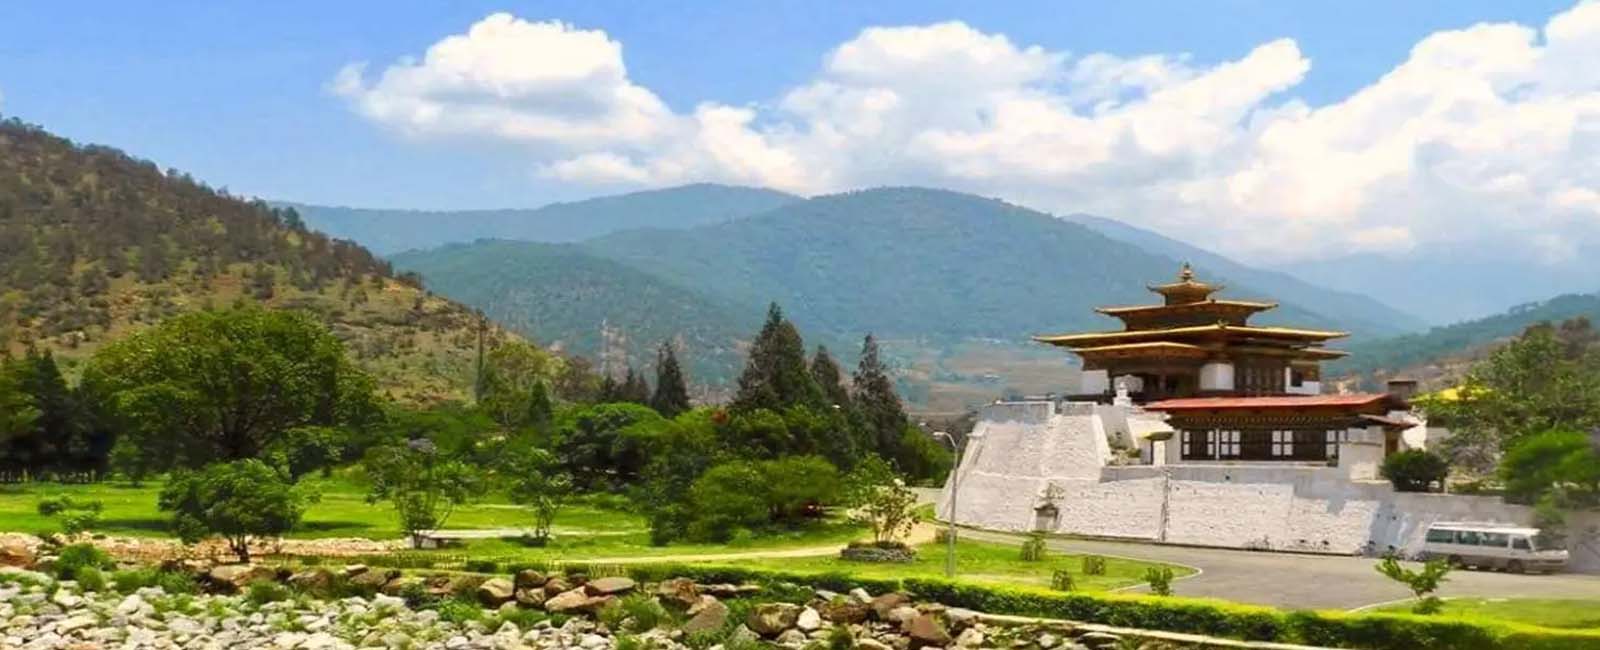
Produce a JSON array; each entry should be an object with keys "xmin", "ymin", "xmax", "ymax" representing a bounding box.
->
[{"xmin": 1178, "ymin": 262, "xmax": 1194, "ymax": 282}]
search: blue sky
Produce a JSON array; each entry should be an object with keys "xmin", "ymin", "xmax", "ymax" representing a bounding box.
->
[{"xmin": 1, "ymin": 1, "xmax": 1596, "ymax": 266}]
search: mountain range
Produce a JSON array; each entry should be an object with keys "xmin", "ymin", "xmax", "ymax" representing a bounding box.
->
[{"xmin": 382, "ymin": 187, "xmax": 1429, "ymax": 408}]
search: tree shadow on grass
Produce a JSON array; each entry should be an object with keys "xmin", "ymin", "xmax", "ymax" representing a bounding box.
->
[
  {"xmin": 97, "ymin": 517, "xmax": 171, "ymax": 533},
  {"xmin": 295, "ymin": 520, "xmax": 378, "ymax": 536}
]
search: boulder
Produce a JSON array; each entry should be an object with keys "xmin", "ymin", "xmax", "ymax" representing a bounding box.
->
[
  {"xmin": 341, "ymin": 564, "xmax": 369, "ymax": 578},
  {"xmin": 515, "ymin": 587, "xmax": 547, "ymax": 608},
  {"xmin": 954, "ymin": 627, "xmax": 984, "ymax": 648},
  {"xmin": 681, "ymin": 598, "xmax": 730, "ymax": 635},
  {"xmin": 514, "ymin": 569, "xmax": 547, "ymax": 589},
  {"xmin": 544, "ymin": 587, "xmax": 613, "ymax": 614},
  {"xmin": 907, "ymin": 614, "xmax": 950, "ymax": 648},
  {"xmin": 543, "ymin": 576, "xmax": 572, "ymax": 598},
  {"xmin": 945, "ymin": 608, "xmax": 979, "ymax": 629},
  {"xmin": 1075, "ymin": 632, "xmax": 1122, "ymax": 650},
  {"xmin": 887, "ymin": 606, "xmax": 920, "ymax": 626},
  {"xmin": 423, "ymin": 575, "xmax": 455, "ymax": 597},
  {"xmin": 381, "ymin": 575, "xmax": 422, "ymax": 596},
  {"xmin": 286, "ymin": 569, "xmax": 336, "ymax": 593},
  {"xmin": 477, "ymin": 578, "xmax": 516, "ymax": 606},
  {"xmin": 869, "ymin": 592, "xmax": 912, "ymax": 620},
  {"xmin": 0, "ymin": 534, "xmax": 41, "ymax": 568},
  {"xmin": 584, "ymin": 576, "xmax": 636, "ymax": 596},
  {"xmin": 777, "ymin": 629, "xmax": 808, "ymax": 645},
  {"xmin": 857, "ymin": 638, "xmax": 893, "ymax": 650},
  {"xmin": 818, "ymin": 599, "xmax": 870, "ymax": 624},
  {"xmin": 704, "ymin": 583, "xmax": 761, "ymax": 598},
  {"xmin": 848, "ymin": 587, "xmax": 872, "ymax": 603},
  {"xmin": 795, "ymin": 607, "xmax": 822, "ymax": 632},
  {"xmin": 746, "ymin": 602, "xmax": 803, "ymax": 637},
  {"xmin": 206, "ymin": 564, "xmax": 278, "ymax": 593},
  {"xmin": 686, "ymin": 594, "xmax": 720, "ymax": 616},
  {"xmin": 348, "ymin": 569, "xmax": 393, "ymax": 591},
  {"xmin": 655, "ymin": 577, "xmax": 701, "ymax": 610}
]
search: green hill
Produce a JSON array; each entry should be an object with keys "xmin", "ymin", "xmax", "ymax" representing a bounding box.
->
[
  {"xmin": 1330, "ymin": 292, "xmax": 1600, "ymax": 388},
  {"xmin": 0, "ymin": 117, "xmax": 514, "ymax": 404},
  {"xmin": 1063, "ymin": 214, "xmax": 1424, "ymax": 336},
  {"xmin": 287, "ymin": 184, "xmax": 800, "ymax": 255},
  {"xmin": 392, "ymin": 240, "xmax": 760, "ymax": 387}
]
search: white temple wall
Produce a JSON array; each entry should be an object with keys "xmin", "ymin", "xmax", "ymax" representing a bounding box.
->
[
  {"xmin": 940, "ymin": 404, "xmax": 1600, "ymax": 572},
  {"xmin": 1199, "ymin": 362, "xmax": 1234, "ymax": 392}
]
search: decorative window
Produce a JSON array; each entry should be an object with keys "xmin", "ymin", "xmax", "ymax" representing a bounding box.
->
[{"xmin": 1216, "ymin": 430, "xmax": 1242, "ymax": 459}]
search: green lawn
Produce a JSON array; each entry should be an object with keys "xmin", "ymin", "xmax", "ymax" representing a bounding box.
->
[
  {"xmin": 1375, "ymin": 598, "xmax": 1600, "ymax": 630},
  {"xmin": 737, "ymin": 538, "xmax": 1190, "ymax": 592}
]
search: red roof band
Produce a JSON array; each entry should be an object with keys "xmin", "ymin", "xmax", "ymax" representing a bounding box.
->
[{"xmin": 1144, "ymin": 394, "xmax": 1393, "ymax": 411}]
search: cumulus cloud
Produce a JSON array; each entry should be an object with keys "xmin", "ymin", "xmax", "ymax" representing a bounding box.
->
[{"xmin": 334, "ymin": 3, "xmax": 1600, "ymax": 264}]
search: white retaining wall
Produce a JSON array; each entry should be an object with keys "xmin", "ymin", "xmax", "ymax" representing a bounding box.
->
[{"xmin": 940, "ymin": 401, "xmax": 1599, "ymax": 573}]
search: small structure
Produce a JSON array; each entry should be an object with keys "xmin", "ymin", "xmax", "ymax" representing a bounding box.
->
[{"xmin": 938, "ymin": 265, "xmax": 1598, "ymax": 571}]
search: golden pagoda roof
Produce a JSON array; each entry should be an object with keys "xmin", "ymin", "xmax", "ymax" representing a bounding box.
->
[
  {"xmin": 1147, "ymin": 263, "xmax": 1223, "ymax": 305},
  {"xmin": 1068, "ymin": 341, "xmax": 1213, "ymax": 359},
  {"xmin": 1095, "ymin": 299, "xmax": 1278, "ymax": 317},
  {"xmin": 1033, "ymin": 323, "xmax": 1349, "ymax": 346}
]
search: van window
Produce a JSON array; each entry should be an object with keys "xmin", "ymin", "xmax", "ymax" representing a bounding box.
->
[
  {"xmin": 1425, "ymin": 528, "xmax": 1456, "ymax": 544},
  {"xmin": 1482, "ymin": 532, "xmax": 1510, "ymax": 547},
  {"xmin": 1512, "ymin": 536, "xmax": 1532, "ymax": 551},
  {"xmin": 1457, "ymin": 530, "xmax": 1482, "ymax": 545}
]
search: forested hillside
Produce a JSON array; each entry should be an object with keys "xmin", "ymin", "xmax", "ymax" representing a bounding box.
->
[
  {"xmin": 393, "ymin": 240, "xmax": 760, "ymax": 391},
  {"xmin": 0, "ymin": 118, "xmax": 509, "ymax": 403},
  {"xmin": 1330, "ymin": 292, "xmax": 1600, "ymax": 389},
  {"xmin": 288, "ymin": 184, "xmax": 800, "ymax": 254}
]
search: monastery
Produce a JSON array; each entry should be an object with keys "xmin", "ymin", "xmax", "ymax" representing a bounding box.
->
[{"xmin": 937, "ymin": 265, "xmax": 1599, "ymax": 570}]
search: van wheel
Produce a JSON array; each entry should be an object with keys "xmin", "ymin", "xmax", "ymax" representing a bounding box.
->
[
  {"xmin": 1507, "ymin": 560, "xmax": 1525, "ymax": 574},
  {"xmin": 1447, "ymin": 555, "xmax": 1464, "ymax": 568}
]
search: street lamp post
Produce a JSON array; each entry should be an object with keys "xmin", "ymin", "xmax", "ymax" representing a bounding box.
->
[{"xmin": 933, "ymin": 430, "xmax": 983, "ymax": 578}]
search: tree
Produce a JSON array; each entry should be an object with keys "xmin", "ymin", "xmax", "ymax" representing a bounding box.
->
[
  {"xmin": 619, "ymin": 366, "xmax": 652, "ymax": 405},
  {"xmin": 363, "ymin": 439, "xmax": 484, "ymax": 548},
  {"xmin": 264, "ymin": 426, "xmax": 349, "ymax": 481},
  {"xmin": 651, "ymin": 342, "xmax": 691, "ymax": 417},
  {"xmin": 731, "ymin": 303, "xmax": 822, "ymax": 413},
  {"xmin": 760, "ymin": 455, "xmax": 841, "ymax": 521},
  {"xmin": 553, "ymin": 403, "xmax": 669, "ymax": 490},
  {"xmin": 811, "ymin": 346, "xmax": 852, "ymax": 411},
  {"xmin": 498, "ymin": 444, "xmax": 572, "ymax": 544},
  {"xmin": 13, "ymin": 349, "xmax": 82, "ymax": 478},
  {"xmin": 842, "ymin": 455, "xmax": 919, "ymax": 545},
  {"xmin": 526, "ymin": 380, "xmax": 554, "ymax": 431},
  {"xmin": 853, "ymin": 334, "xmax": 909, "ymax": 464},
  {"xmin": 1499, "ymin": 429, "xmax": 1600, "ymax": 543},
  {"xmin": 480, "ymin": 341, "xmax": 563, "ymax": 430},
  {"xmin": 0, "ymin": 358, "xmax": 41, "ymax": 481},
  {"xmin": 1379, "ymin": 449, "xmax": 1449, "ymax": 493},
  {"xmin": 896, "ymin": 425, "xmax": 955, "ymax": 485},
  {"xmin": 686, "ymin": 460, "xmax": 769, "ymax": 542},
  {"xmin": 1375, "ymin": 556, "xmax": 1452, "ymax": 614},
  {"xmin": 158, "ymin": 459, "xmax": 311, "ymax": 562},
  {"xmin": 1430, "ymin": 319, "xmax": 1600, "ymax": 472},
  {"xmin": 81, "ymin": 307, "xmax": 380, "ymax": 472}
]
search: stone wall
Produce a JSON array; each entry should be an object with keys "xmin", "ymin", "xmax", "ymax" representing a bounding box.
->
[{"xmin": 940, "ymin": 401, "xmax": 1600, "ymax": 573}]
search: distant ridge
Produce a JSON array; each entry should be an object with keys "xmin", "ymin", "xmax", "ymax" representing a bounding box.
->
[{"xmin": 286, "ymin": 184, "xmax": 801, "ymax": 254}]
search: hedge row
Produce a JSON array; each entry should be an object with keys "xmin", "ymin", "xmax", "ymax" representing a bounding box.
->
[{"xmin": 620, "ymin": 563, "xmax": 1600, "ymax": 650}]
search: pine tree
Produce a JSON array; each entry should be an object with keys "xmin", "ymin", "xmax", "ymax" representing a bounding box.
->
[
  {"xmin": 620, "ymin": 366, "xmax": 651, "ymax": 405},
  {"xmin": 526, "ymin": 380, "xmax": 553, "ymax": 429},
  {"xmin": 18, "ymin": 349, "xmax": 78, "ymax": 476},
  {"xmin": 651, "ymin": 342, "xmax": 691, "ymax": 417},
  {"xmin": 732, "ymin": 303, "xmax": 822, "ymax": 413},
  {"xmin": 853, "ymin": 334, "xmax": 908, "ymax": 463},
  {"xmin": 811, "ymin": 346, "xmax": 852, "ymax": 411},
  {"xmin": 598, "ymin": 374, "xmax": 621, "ymax": 403},
  {"xmin": 811, "ymin": 345, "xmax": 865, "ymax": 468}
]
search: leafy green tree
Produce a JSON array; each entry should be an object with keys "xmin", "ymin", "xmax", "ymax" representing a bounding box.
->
[
  {"xmin": 1379, "ymin": 449, "xmax": 1449, "ymax": 493},
  {"xmin": 1376, "ymin": 557, "xmax": 1452, "ymax": 614},
  {"xmin": 1499, "ymin": 429, "xmax": 1600, "ymax": 543},
  {"xmin": 732, "ymin": 303, "xmax": 822, "ymax": 413},
  {"xmin": 632, "ymin": 409, "xmax": 724, "ymax": 545},
  {"xmin": 651, "ymin": 342, "xmax": 691, "ymax": 417},
  {"xmin": 264, "ymin": 426, "xmax": 350, "ymax": 481},
  {"xmin": 498, "ymin": 444, "xmax": 572, "ymax": 543},
  {"xmin": 896, "ymin": 424, "xmax": 955, "ymax": 485},
  {"xmin": 842, "ymin": 455, "xmax": 919, "ymax": 545},
  {"xmin": 526, "ymin": 380, "xmax": 554, "ymax": 431},
  {"xmin": 363, "ymin": 439, "xmax": 484, "ymax": 548},
  {"xmin": 686, "ymin": 460, "xmax": 769, "ymax": 542},
  {"xmin": 1430, "ymin": 319, "xmax": 1600, "ymax": 472},
  {"xmin": 853, "ymin": 334, "xmax": 909, "ymax": 464},
  {"xmin": 479, "ymin": 341, "xmax": 564, "ymax": 430},
  {"xmin": 553, "ymin": 403, "xmax": 669, "ymax": 490},
  {"xmin": 0, "ymin": 358, "xmax": 41, "ymax": 480},
  {"xmin": 82, "ymin": 307, "xmax": 380, "ymax": 472},
  {"xmin": 760, "ymin": 455, "xmax": 840, "ymax": 521},
  {"xmin": 158, "ymin": 459, "xmax": 311, "ymax": 562}
]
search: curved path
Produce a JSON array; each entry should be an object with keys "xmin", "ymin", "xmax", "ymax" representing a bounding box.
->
[
  {"xmin": 956, "ymin": 528, "xmax": 1600, "ymax": 610},
  {"xmin": 570, "ymin": 523, "xmax": 940, "ymax": 565}
]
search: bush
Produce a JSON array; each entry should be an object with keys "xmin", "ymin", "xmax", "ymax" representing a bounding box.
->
[
  {"xmin": 113, "ymin": 567, "xmax": 197, "ymax": 595},
  {"xmin": 53, "ymin": 543, "xmax": 113, "ymax": 581},
  {"xmin": 1081, "ymin": 555, "xmax": 1107, "ymax": 576},
  {"xmin": 245, "ymin": 580, "xmax": 293, "ymax": 606},
  {"xmin": 1019, "ymin": 532, "xmax": 1047, "ymax": 562},
  {"xmin": 463, "ymin": 559, "xmax": 499, "ymax": 574},
  {"xmin": 1049, "ymin": 569, "xmax": 1074, "ymax": 592},
  {"xmin": 1381, "ymin": 450, "xmax": 1450, "ymax": 492},
  {"xmin": 159, "ymin": 459, "xmax": 311, "ymax": 562},
  {"xmin": 37, "ymin": 496, "xmax": 104, "ymax": 535},
  {"xmin": 1144, "ymin": 566, "xmax": 1175, "ymax": 596},
  {"xmin": 75, "ymin": 566, "xmax": 108, "ymax": 592}
]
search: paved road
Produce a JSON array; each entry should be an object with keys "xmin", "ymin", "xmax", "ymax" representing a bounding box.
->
[{"xmin": 958, "ymin": 529, "xmax": 1600, "ymax": 610}]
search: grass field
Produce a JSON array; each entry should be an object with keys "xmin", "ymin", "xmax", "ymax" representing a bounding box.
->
[
  {"xmin": 739, "ymin": 538, "xmax": 1189, "ymax": 591},
  {"xmin": 1374, "ymin": 598, "xmax": 1600, "ymax": 630}
]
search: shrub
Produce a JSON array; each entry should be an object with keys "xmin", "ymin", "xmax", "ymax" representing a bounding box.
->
[
  {"xmin": 159, "ymin": 459, "xmax": 312, "ymax": 562},
  {"xmin": 112, "ymin": 567, "xmax": 197, "ymax": 595},
  {"xmin": 1144, "ymin": 566, "xmax": 1175, "ymax": 596},
  {"xmin": 75, "ymin": 566, "xmax": 108, "ymax": 592},
  {"xmin": 1081, "ymin": 555, "xmax": 1107, "ymax": 576},
  {"xmin": 245, "ymin": 580, "xmax": 292, "ymax": 606},
  {"xmin": 53, "ymin": 543, "xmax": 113, "ymax": 581},
  {"xmin": 1049, "ymin": 569, "xmax": 1074, "ymax": 592},
  {"xmin": 37, "ymin": 496, "xmax": 104, "ymax": 535},
  {"xmin": 1376, "ymin": 557, "xmax": 1451, "ymax": 614},
  {"xmin": 434, "ymin": 598, "xmax": 484, "ymax": 624},
  {"xmin": 463, "ymin": 559, "xmax": 498, "ymax": 574},
  {"xmin": 1380, "ymin": 450, "xmax": 1450, "ymax": 493},
  {"xmin": 1020, "ymin": 532, "xmax": 1047, "ymax": 562}
]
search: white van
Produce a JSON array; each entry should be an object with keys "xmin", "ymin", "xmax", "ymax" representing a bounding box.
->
[{"xmin": 1420, "ymin": 522, "xmax": 1568, "ymax": 573}]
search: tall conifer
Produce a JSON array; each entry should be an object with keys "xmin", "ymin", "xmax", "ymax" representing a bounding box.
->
[
  {"xmin": 651, "ymin": 342, "xmax": 691, "ymax": 417},
  {"xmin": 852, "ymin": 334, "xmax": 908, "ymax": 462},
  {"xmin": 732, "ymin": 303, "xmax": 822, "ymax": 412}
]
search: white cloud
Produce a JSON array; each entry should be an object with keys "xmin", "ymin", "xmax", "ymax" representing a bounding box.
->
[{"xmin": 336, "ymin": 3, "xmax": 1600, "ymax": 264}]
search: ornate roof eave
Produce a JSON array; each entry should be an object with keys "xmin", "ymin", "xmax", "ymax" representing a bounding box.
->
[
  {"xmin": 1033, "ymin": 323, "xmax": 1350, "ymax": 346},
  {"xmin": 1094, "ymin": 299, "xmax": 1279, "ymax": 317}
]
